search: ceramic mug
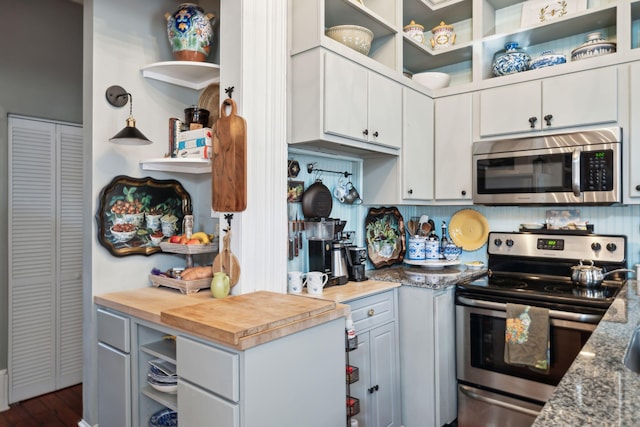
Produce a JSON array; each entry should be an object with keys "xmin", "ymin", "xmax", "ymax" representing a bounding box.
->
[
  {"xmin": 333, "ymin": 178, "xmax": 348, "ymax": 200},
  {"xmin": 306, "ymin": 271, "xmax": 328, "ymax": 295},
  {"xmin": 287, "ymin": 271, "xmax": 305, "ymax": 294},
  {"xmin": 342, "ymin": 182, "xmax": 362, "ymax": 205}
]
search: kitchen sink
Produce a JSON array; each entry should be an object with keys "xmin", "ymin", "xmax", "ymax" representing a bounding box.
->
[{"xmin": 623, "ymin": 326, "xmax": 640, "ymax": 373}]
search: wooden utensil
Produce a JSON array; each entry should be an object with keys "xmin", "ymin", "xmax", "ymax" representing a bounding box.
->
[
  {"xmin": 212, "ymin": 98, "xmax": 247, "ymax": 212},
  {"xmin": 213, "ymin": 227, "xmax": 241, "ymax": 287}
]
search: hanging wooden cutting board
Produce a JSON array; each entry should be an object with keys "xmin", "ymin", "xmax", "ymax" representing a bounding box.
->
[
  {"xmin": 212, "ymin": 228, "xmax": 240, "ymax": 287},
  {"xmin": 212, "ymin": 98, "xmax": 247, "ymax": 212}
]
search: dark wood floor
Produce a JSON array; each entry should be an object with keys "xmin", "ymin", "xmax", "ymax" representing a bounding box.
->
[{"xmin": 0, "ymin": 384, "xmax": 82, "ymax": 427}]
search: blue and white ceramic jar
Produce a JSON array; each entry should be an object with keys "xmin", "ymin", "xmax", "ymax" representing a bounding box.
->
[
  {"xmin": 165, "ymin": 3, "xmax": 216, "ymax": 62},
  {"xmin": 492, "ymin": 42, "xmax": 530, "ymax": 77},
  {"xmin": 408, "ymin": 236, "xmax": 426, "ymax": 260},
  {"xmin": 425, "ymin": 240, "xmax": 440, "ymax": 260},
  {"xmin": 529, "ymin": 50, "xmax": 566, "ymax": 70}
]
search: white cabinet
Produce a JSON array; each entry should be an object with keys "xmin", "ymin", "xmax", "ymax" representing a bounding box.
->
[
  {"xmin": 402, "ymin": 87, "xmax": 434, "ymax": 201},
  {"xmin": 399, "ymin": 286, "xmax": 456, "ymax": 427},
  {"xmin": 290, "ymin": 49, "xmax": 402, "ymax": 155},
  {"xmin": 435, "ymin": 92, "xmax": 472, "ymax": 202},
  {"xmin": 347, "ymin": 290, "xmax": 401, "ymax": 427},
  {"xmin": 628, "ymin": 61, "xmax": 640, "ymax": 202},
  {"xmin": 478, "ymin": 67, "xmax": 619, "ymax": 138},
  {"xmin": 97, "ymin": 309, "xmax": 132, "ymax": 427}
]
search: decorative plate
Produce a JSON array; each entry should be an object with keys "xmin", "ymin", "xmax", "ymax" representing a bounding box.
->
[
  {"xmin": 149, "ymin": 408, "xmax": 178, "ymax": 427},
  {"xmin": 404, "ymin": 259, "xmax": 461, "ymax": 269},
  {"xmin": 365, "ymin": 207, "xmax": 406, "ymax": 268},
  {"xmin": 448, "ymin": 209, "xmax": 490, "ymax": 251}
]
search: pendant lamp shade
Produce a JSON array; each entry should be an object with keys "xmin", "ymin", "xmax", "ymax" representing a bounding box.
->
[{"xmin": 106, "ymin": 85, "xmax": 152, "ymax": 145}]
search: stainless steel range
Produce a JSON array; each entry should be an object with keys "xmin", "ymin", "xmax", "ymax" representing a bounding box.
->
[{"xmin": 456, "ymin": 231, "xmax": 628, "ymax": 427}]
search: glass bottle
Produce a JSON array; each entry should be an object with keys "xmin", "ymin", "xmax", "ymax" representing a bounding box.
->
[{"xmin": 441, "ymin": 221, "xmax": 449, "ymax": 255}]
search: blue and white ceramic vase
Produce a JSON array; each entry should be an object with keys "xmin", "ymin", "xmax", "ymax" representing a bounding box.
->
[
  {"xmin": 492, "ymin": 42, "xmax": 530, "ymax": 77},
  {"xmin": 165, "ymin": 3, "xmax": 216, "ymax": 62}
]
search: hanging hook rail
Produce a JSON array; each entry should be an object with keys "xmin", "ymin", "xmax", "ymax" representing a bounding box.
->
[{"xmin": 307, "ymin": 163, "xmax": 352, "ymax": 178}]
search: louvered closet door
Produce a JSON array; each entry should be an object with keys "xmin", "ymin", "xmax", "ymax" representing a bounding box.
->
[{"xmin": 8, "ymin": 116, "xmax": 83, "ymax": 403}]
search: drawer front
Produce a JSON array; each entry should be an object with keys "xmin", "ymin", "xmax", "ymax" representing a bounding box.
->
[
  {"xmin": 177, "ymin": 336, "xmax": 239, "ymax": 402},
  {"xmin": 178, "ymin": 380, "xmax": 239, "ymax": 427},
  {"xmin": 349, "ymin": 290, "xmax": 395, "ymax": 332},
  {"xmin": 97, "ymin": 308, "xmax": 130, "ymax": 353}
]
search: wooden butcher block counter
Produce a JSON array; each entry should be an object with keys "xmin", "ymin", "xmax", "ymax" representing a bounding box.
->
[{"xmin": 94, "ymin": 287, "xmax": 349, "ymax": 350}]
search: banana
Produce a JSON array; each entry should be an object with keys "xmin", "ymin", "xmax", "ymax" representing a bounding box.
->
[{"xmin": 191, "ymin": 231, "xmax": 210, "ymax": 244}]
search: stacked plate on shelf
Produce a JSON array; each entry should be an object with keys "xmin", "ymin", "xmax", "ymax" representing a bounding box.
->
[{"xmin": 147, "ymin": 358, "xmax": 178, "ymax": 394}]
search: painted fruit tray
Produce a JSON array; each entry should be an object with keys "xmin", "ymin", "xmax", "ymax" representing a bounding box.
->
[{"xmin": 149, "ymin": 274, "xmax": 210, "ymax": 294}]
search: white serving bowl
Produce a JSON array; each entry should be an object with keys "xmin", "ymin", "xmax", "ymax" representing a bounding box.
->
[
  {"xmin": 325, "ymin": 25, "xmax": 373, "ymax": 56},
  {"xmin": 412, "ymin": 72, "xmax": 451, "ymax": 90}
]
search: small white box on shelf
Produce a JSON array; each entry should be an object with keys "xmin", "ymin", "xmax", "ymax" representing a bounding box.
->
[{"xmin": 176, "ymin": 127, "xmax": 212, "ymax": 158}]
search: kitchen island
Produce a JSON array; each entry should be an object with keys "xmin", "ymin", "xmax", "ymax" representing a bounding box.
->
[
  {"xmin": 94, "ymin": 287, "xmax": 351, "ymax": 427},
  {"xmin": 533, "ymin": 280, "xmax": 640, "ymax": 426}
]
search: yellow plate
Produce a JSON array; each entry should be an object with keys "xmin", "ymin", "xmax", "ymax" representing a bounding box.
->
[{"xmin": 449, "ymin": 209, "xmax": 489, "ymax": 251}]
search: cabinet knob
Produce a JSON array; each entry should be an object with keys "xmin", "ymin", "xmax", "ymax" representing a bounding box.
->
[
  {"xmin": 367, "ymin": 309, "xmax": 375, "ymax": 317},
  {"xmin": 461, "ymin": 190, "xmax": 466, "ymax": 196},
  {"xmin": 544, "ymin": 114, "xmax": 553, "ymax": 126},
  {"xmin": 368, "ymin": 385, "xmax": 379, "ymax": 393},
  {"xmin": 363, "ymin": 129, "xmax": 369, "ymax": 136},
  {"xmin": 408, "ymin": 189, "xmax": 413, "ymax": 194},
  {"xmin": 528, "ymin": 117, "xmax": 537, "ymax": 128},
  {"xmin": 635, "ymin": 185, "xmax": 640, "ymax": 191},
  {"xmin": 373, "ymin": 131, "xmax": 379, "ymax": 137}
]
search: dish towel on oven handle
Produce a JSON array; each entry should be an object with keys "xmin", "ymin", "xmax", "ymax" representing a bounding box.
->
[{"xmin": 504, "ymin": 303, "xmax": 550, "ymax": 372}]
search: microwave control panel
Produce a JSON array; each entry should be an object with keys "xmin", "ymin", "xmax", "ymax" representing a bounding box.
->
[{"xmin": 581, "ymin": 149, "xmax": 613, "ymax": 191}]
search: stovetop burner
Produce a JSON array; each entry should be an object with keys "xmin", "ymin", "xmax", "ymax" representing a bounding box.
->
[{"xmin": 486, "ymin": 277, "xmax": 529, "ymax": 290}]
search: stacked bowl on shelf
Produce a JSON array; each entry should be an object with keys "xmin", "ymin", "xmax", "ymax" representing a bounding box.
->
[{"xmin": 147, "ymin": 359, "xmax": 178, "ymax": 394}]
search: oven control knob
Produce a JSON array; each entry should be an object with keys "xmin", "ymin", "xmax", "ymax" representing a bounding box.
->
[
  {"xmin": 606, "ymin": 242, "xmax": 617, "ymax": 252},
  {"xmin": 506, "ymin": 239, "xmax": 514, "ymax": 247},
  {"xmin": 494, "ymin": 238, "xmax": 502, "ymax": 247},
  {"xmin": 591, "ymin": 242, "xmax": 601, "ymax": 251}
]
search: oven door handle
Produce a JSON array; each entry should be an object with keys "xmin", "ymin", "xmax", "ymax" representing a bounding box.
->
[
  {"xmin": 572, "ymin": 148, "xmax": 582, "ymax": 197},
  {"xmin": 457, "ymin": 296, "xmax": 602, "ymax": 323},
  {"xmin": 459, "ymin": 384, "xmax": 541, "ymax": 417}
]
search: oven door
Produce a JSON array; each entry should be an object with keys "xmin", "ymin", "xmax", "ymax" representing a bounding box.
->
[{"xmin": 456, "ymin": 297, "xmax": 598, "ymax": 403}]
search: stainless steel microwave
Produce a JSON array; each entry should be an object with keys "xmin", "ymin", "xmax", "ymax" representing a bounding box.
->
[{"xmin": 472, "ymin": 127, "xmax": 622, "ymax": 205}]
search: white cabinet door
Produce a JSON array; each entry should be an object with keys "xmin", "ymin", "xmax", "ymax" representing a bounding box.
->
[
  {"xmin": 542, "ymin": 67, "xmax": 618, "ymax": 130},
  {"xmin": 368, "ymin": 72, "xmax": 402, "ymax": 149},
  {"xmin": 435, "ymin": 93, "xmax": 472, "ymax": 201},
  {"xmin": 402, "ymin": 88, "xmax": 434, "ymax": 200},
  {"xmin": 399, "ymin": 286, "xmax": 457, "ymax": 427},
  {"xmin": 97, "ymin": 343, "xmax": 131, "ymax": 427},
  {"xmin": 479, "ymin": 67, "xmax": 619, "ymax": 138},
  {"xmin": 324, "ymin": 53, "xmax": 368, "ymax": 141},
  {"xmin": 479, "ymin": 81, "xmax": 541, "ymax": 137},
  {"xmin": 629, "ymin": 62, "xmax": 640, "ymax": 201},
  {"xmin": 369, "ymin": 322, "xmax": 401, "ymax": 427}
]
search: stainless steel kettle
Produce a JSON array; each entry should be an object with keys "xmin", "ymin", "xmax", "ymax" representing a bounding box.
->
[{"xmin": 331, "ymin": 243, "xmax": 349, "ymax": 280}]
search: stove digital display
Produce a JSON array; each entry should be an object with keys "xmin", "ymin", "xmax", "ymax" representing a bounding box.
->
[{"xmin": 537, "ymin": 238, "xmax": 565, "ymax": 250}]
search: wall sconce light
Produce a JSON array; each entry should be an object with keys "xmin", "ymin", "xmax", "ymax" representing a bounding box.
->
[{"xmin": 105, "ymin": 85, "xmax": 152, "ymax": 145}]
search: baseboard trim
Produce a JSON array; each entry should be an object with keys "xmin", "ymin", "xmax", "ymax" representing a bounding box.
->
[
  {"xmin": 78, "ymin": 420, "xmax": 93, "ymax": 427},
  {"xmin": 0, "ymin": 369, "xmax": 8, "ymax": 412}
]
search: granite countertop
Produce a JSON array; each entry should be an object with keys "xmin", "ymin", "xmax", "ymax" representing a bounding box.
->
[
  {"xmin": 366, "ymin": 263, "xmax": 487, "ymax": 289},
  {"xmin": 533, "ymin": 280, "xmax": 640, "ymax": 426}
]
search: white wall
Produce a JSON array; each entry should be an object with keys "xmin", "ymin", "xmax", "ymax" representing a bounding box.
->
[{"xmin": 0, "ymin": 0, "xmax": 82, "ymax": 373}]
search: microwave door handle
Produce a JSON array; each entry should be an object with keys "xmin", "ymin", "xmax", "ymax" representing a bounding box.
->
[{"xmin": 572, "ymin": 149, "xmax": 581, "ymax": 197}]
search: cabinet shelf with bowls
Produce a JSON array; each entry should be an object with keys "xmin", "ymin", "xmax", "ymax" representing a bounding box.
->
[{"xmin": 290, "ymin": 0, "xmax": 630, "ymax": 92}]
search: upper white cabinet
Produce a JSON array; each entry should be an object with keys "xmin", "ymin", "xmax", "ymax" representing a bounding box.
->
[
  {"xmin": 402, "ymin": 87, "xmax": 434, "ymax": 201},
  {"xmin": 477, "ymin": 66, "xmax": 618, "ymax": 138},
  {"xmin": 628, "ymin": 61, "xmax": 640, "ymax": 202},
  {"xmin": 290, "ymin": 49, "xmax": 402, "ymax": 155},
  {"xmin": 435, "ymin": 92, "xmax": 472, "ymax": 202},
  {"xmin": 325, "ymin": 53, "xmax": 402, "ymax": 148}
]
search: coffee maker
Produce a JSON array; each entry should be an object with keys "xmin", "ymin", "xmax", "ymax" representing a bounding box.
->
[
  {"xmin": 346, "ymin": 246, "xmax": 368, "ymax": 282},
  {"xmin": 307, "ymin": 218, "xmax": 349, "ymax": 286}
]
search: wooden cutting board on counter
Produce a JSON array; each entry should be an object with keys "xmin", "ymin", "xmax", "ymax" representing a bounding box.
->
[
  {"xmin": 211, "ymin": 98, "xmax": 247, "ymax": 212},
  {"xmin": 160, "ymin": 291, "xmax": 337, "ymax": 347}
]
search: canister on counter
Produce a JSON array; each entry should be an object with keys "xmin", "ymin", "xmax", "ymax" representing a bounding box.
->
[{"xmin": 408, "ymin": 236, "xmax": 426, "ymax": 260}]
